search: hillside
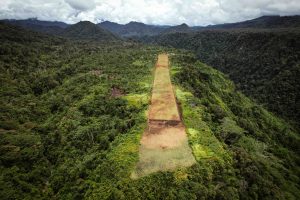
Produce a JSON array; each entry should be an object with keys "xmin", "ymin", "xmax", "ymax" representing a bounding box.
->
[
  {"xmin": 204, "ymin": 15, "xmax": 300, "ymax": 29},
  {"xmin": 1, "ymin": 18, "xmax": 69, "ymax": 34},
  {"xmin": 99, "ymin": 21, "xmax": 167, "ymax": 37},
  {"xmin": 98, "ymin": 21, "xmax": 124, "ymax": 33},
  {"xmin": 3, "ymin": 15, "xmax": 299, "ymax": 38},
  {"xmin": 98, "ymin": 15, "xmax": 300, "ymax": 37},
  {"xmin": 1, "ymin": 19, "xmax": 118, "ymax": 41},
  {"xmin": 2, "ymin": 19, "xmax": 166, "ymax": 37},
  {"xmin": 171, "ymin": 54, "xmax": 299, "ymax": 199},
  {"xmin": 0, "ymin": 22, "xmax": 158, "ymax": 199},
  {"xmin": 62, "ymin": 21, "xmax": 119, "ymax": 41},
  {"xmin": 0, "ymin": 22, "xmax": 299, "ymax": 199},
  {"xmin": 146, "ymin": 29, "xmax": 300, "ymax": 130},
  {"xmin": 162, "ymin": 23, "xmax": 190, "ymax": 34}
]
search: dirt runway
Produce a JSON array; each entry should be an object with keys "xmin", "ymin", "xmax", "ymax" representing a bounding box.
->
[{"xmin": 132, "ymin": 54, "xmax": 195, "ymax": 178}]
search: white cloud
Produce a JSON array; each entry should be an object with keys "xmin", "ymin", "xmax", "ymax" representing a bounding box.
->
[
  {"xmin": 0, "ymin": 0, "xmax": 299, "ymax": 25},
  {"xmin": 65, "ymin": 0, "xmax": 95, "ymax": 11}
]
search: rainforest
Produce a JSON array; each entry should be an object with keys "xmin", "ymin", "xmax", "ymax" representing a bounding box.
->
[{"xmin": 0, "ymin": 6, "xmax": 299, "ymax": 200}]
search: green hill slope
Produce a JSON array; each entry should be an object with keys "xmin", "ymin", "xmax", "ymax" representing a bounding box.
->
[
  {"xmin": 0, "ymin": 23, "xmax": 299, "ymax": 199},
  {"xmin": 171, "ymin": 53, "xmax": 299, "ymax": 199},
  {"xmin": 0, "ymin": 23, "xmax": 156, "ymax": 199},
  {"xmin": 148, "ymin": 29, "xmax": 300, "ymax": 130},
  {"xmin": 62, "ymin": 21, "xmax": 119, "ymax": 41},
  {"xmin": 203, "ymin": 15, "xmax": 300, "ymax": 29}
]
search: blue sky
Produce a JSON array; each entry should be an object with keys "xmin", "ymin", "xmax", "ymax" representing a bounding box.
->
[{"xmin": 0, "ymin": 0, "xmax": 299, "ymax": 25}]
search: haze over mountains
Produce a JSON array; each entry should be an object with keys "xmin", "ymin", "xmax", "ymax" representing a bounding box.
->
[{"xmin": 2, "ymin": 15, "xmax": 300, "ymax": 38}]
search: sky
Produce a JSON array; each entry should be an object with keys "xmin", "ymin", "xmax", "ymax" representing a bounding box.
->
[{"xmin": 0, "ymin": 0, "xmax": 299, "ymax": 26}]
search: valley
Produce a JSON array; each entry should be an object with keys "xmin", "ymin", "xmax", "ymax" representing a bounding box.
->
[{"xmin": 0, "ymin": 14, "xmax": 299, "ymax": 200}]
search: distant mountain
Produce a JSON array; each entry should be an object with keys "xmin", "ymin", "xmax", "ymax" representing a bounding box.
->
[
  {"xmin": 99, "ymin": 21, "xmax": 124, "ymax": 34},
  {"xmin": 62, "ymin": 21, "xmax": 119, "ymax": 41},
  {"xmin": 203, "ymin": 15, "xmax": 300, "ymax": 29},
  {"xmin": 2, "ymin": 18, "xmax": 69, "ymax": 28},
  {"xmin": 99, "ymin": 21, "xmax": 168, "ymax": 37},
  {"xmin": 1, "ymin": 18, "xmax": 69, "ymax": 34},
  {"xmin": 162, "ymin": 23, "xmax": 190, "ymax": 34},
  {"xmin": 99, "ymin": 16, "xmax": 300, "ymax": 37},
  {"xmin": 2, "ymin": 15, "xmax": 299, "ymax": 38}
]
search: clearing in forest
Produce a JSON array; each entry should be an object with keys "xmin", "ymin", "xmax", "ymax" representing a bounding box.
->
[{"xmin": 132, "ymin": 54, "xmax": 195, "ymax": 178}]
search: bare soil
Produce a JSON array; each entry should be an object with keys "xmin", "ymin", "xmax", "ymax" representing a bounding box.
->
[
  {"xmin": 148, "ymin": 54, "xmax": 181, "ymax": 121},
  {"xmin": 132, "ymin": 54, "xmax": 195, "ymax": 178},
  {"xmin": 142, "ymin": 124, "xmax": 186, "ymax": 149},
  {"xmin": 111, "ymin": 87, "xmax": 124, "ymax": 97}
]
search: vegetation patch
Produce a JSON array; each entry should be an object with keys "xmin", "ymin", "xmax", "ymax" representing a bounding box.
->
[
  {"xmin": 0, "ymin": 22, "xmax": 299, "ymax": 199},
  {"xmin": 171, "ymin": 53, "xmax": 300, "ymax": 199}
]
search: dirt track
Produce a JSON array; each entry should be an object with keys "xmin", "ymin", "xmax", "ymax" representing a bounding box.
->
[
  {"xmin": 132, "ymin": 54, "xmax": 195, "ymax": 178},
  {"xmin": 148, "ymin": 54, "xmax": 181, "ymax": 122}
]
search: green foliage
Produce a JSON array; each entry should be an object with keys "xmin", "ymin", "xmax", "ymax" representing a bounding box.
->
[
  {"xmin": 0, "ymin": 23, "xmax": 299, "ymax": 200},
  {"xmin": 62, "ymin": 21, "xmax": 119, "ymax": 41},
  {"xmin": 172, "ymin": 53, "xmax": 300, "ymax": 199},
  {"xmin": 0, "ymin": 23, "xmax": 158, "ymax": 199},
  {"xmin": 150, "ymin": 29, "xmax": 300, "ymax": 129}
]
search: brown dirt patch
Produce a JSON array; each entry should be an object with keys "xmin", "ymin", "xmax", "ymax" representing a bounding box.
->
[
  {"xmin": 132, "ymin": 53, "xmax": 196, "ymax": 178},
  {"xmin": 111, "ymin": 87, "xmax": 124, "ymax": 97},
  {"xmin": 148, "ymin": 54, "xmax": 180, "ymax": 121},
  {"xmin": 142, "ymin": 124, "xmax": 186, "ymax": 149}
]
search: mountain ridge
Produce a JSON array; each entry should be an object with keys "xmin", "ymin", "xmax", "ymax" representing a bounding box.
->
[
  {"xmin": 162, "ymin": 23, "xmax": 190, "ymax": 34},
  {"xmin": 204, "ymin": 15, "xmax": 300, "ymax": 29},
  {"xmin": 98, "ymin": 20, "xmax": 168, "ymax": 37},
  {"xmin": 3, "ymin": 15, "xmax": 299, "ymax": 38},
  {"xmin": 62, "ymin": 21, "xmax": 119, "ymax": 41}
]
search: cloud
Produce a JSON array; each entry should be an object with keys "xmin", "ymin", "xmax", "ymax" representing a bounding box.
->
[
  {"xmin": 65, "ymin": 0, "xmax": 95, "ymax": 11},
  {"xmin": 0, "ymin": 0, "xmax": 299, "ymax": 25}
]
